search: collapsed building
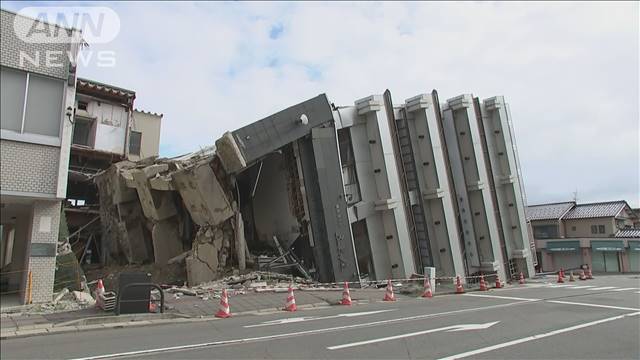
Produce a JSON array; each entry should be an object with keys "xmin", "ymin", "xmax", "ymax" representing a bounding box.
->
[{"xmin": 94, "ymin": 90, "xmax": 536, "ymax": 286}]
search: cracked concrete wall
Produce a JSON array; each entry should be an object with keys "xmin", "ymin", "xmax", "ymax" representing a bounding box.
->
[
  {"xmin": 173, "ymin": 162, "xmax": 234, "ymax": 227},
  {"xmin": 152, "ymin": 218, "xmax": 184, "ymax": 265}
]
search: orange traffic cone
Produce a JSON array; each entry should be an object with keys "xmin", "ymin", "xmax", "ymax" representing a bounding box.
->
[
  {"xmin": 383, "ymin": 279, "xmax": 396, "ymax": 301},
  {"xmin": 579, "ymin": 270, "xmax": 586, "ymax": 280},
  {"xmin": 340, "ymin": 282, "xmax": 352, "ymax": 305},
  {"xmin": 479, "ymin": 275, "xmax": 488, "ymax": 291},
  {"xmin": 94, "ymin": 279, "xmax": 105, "ymax": 308},
  {"xmin": 215, "ymin": 288, "xmax": 231, "ymax": 318},
  {"xmin": 569, "ymin": 271, "xmax": 575, "ymax": 282},
  {"xmin": 560, "ymin": 268, "xmax": 565, "ymax": 279},
  {"xmin": 495, "ymin": 275, "xmax": 503, "ymax": 289},
  {"xmin": 519, "ymin": 272, "xmax": 525, "ymax": 285},
  {"xmin": 95, "ymin": 279, "xmax": 105, "ymax": 297},
  {"xmin": 284, "ymin": 285, "xmax": 297, "ymax": 311},
  {"xmin": 557, "ymin": 270, "xmax": 564, "ymax": 283},
  {"xmin": 422, "ymin": 278, "xmax": 433, "ymax": 298},
  {"xmin": 455, "ymin": 276, "xmax": 465, "ymax": 294}
]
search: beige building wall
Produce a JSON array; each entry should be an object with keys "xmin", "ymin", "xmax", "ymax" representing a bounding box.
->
[
  {"xmin": 564, "ymin": 218, "xmax": 616, "ymax": 238},
  {"xmin": 128, "ymin": 110, "xmax": 162, "ymax": 161}
]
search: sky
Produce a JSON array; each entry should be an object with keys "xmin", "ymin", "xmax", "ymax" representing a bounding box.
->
[{"xmin": 3, "ymin": 1, "xmax": 639, "ymax": 207}]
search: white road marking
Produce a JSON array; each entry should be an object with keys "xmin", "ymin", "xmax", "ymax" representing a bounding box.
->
[
  {"xmin": 547, "ymin": 284, "xmax": 573, "ymax": 288},
  {"xmin": 71, "ymin": 301, "xmax": 530, "ymax": 360},
  {"xmin": 437, "ymin": 312, "xmax": 640, "ymax": 360},
  {"xmin": 463, "ymin": 293, "xmax": 540, "ymax": 302},
  {"xmin": 327, "ymin": 322, "xmax": 500, "ymax": 350},
  {"xmin": 547, "ymin": 300, "xmax": 640, "ymax": 311},
  {"xmin": 568, "ymin": 285, "xmax": 595, "ymax": 289},
  {"xmin": 244, "ymin": 309, "xmax": 395, "ymax": 328},
  {"xmin": 609, "ymin": 288, "xmax": 638, "ymax": 292},
  {"xmin": 587, "ymin": 286, "xmax": 617, "ymax": 291}
]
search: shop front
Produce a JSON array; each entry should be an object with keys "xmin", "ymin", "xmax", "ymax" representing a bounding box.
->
[
  {"xmin": 627, "ymin": 241, "xmax": 640, "ymax": 272},
  {"xmin": 591, "ymin": 240, "xmax": 624, "ymax": 273},
  {"xmin": 546, "ymin": 240, "xmax": 582, "ymax": 271}
]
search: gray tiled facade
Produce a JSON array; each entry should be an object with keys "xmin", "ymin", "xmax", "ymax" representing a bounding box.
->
[
  {"xmin": 1, "ymin": 9, "xmax": 77, "ymax": 304},
  {"xmin": 0, "ymin": 140, "xmax": 60, "ymax": 196},
  {"xmin": 0, "ymin": 10, "xmax": 70, "ymax": 79}
]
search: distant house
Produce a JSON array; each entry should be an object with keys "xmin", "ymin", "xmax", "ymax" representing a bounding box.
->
[
  {"xmin": 66, "ymin": 78, "xmax": 162, "ymax": 265},
  {"xmin": 528, "ymin": 200, "xmax": 640, "ymax": 273}
]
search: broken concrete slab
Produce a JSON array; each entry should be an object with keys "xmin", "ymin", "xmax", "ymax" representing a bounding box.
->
[
  {"xmin": 186, "ymin": 230, "xmax": 219, "ymax": 286},
  {"xmin": 151, "ymin": 218, "xmax": 184, "ymax": 265},
  {"xmin": 131, "ymin": 169, "xmax": 177, "ymax": 221},
  {"xmin": 173, "ymin": 162, "xmax": 234, "ymax": 227}
]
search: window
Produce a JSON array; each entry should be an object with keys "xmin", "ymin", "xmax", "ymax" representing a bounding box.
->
[
  {"xmin": 591, "ymin": 225, "xmax": 598, "ymax": 234},
  {"xmin": 0, "ymin": 66, "xmax": 64, "ymax": 138},
  {"xmin": 598, "ymin": 225, "xmax": 605, "ymax": 234},
  {"xmin": 571, "ymin": 226, "xmax": 577, "ymax": 231},
  {"xmin": 72, "ymin": 119, "xmax": 93, "ymax": 146},
  {"xmin": 129, "ymin": 131, "xmax": 142, "ymax": 156},
  {"xmin": 0, "ymin": 67, "xmax": 26, "ymax": 132},
  {"xmin": 24, "ymin": 74, "xmax": 64, "ymax": 137},
  {"xmin": 533, "ymin": 225, "xmax": 559, "ymax": 239},
  {"xmin": 78, "ymin": 101, "xmax": 88, "ymax": 111}
]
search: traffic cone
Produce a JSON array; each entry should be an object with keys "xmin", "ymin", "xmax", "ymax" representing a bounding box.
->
[
  {"xmin": 579, "ymin": 270, "xmax": 586, "ymax": 280},
  {"xmin": 149, "ymin": 301, "xmax": 157, "ymax": 313},
  {"xmin": 422, "ymin": 278, "xmax": 433, "ymax": 298},
  {"xmin": 215, "ymin": 288, "xmax": 232, "ymax": 318},
  {"xmin": 383, "ymin": 279, "xmax": 396, "ymax": 301},
  {"xmin": 340, "ymin": 282, "xmax": 352, "ymax": 305},
  {"xmin": 95, "ymin": 279, "xmax": 105, "ymax": 297},
  {"xmin": 519, "ymin": 272, "xmax": 525, "ymax": 285},
  {"xmin": 284, "ymin": 285, "xmax": 297, "ymax": 311},
  {"xmin": 495, "ymin": 275, "xmax": 503, "ymax": 289},
  {"xmin": 94, "ymin": 279, "xmax": 105, "ymax": 308},
  {"xmin": 587, "ymin": 268, "xmax": 594, "ymax": 280},
  {"xmin": 560, "ymin": 268, "xmax": 565, "ymax": 279},
  {"xmin": 455, "ymin": 276, "xmax": 465, "ymax": 294},
  {"xmin": 479, "ymin": 275, "xmax": 488, "ymax": 291},
  {"xmin": 557, "ymin": 270, "xmax": 564, "ymax": 283},
  {"xmin": 569, "ymin": 271, "xmax": 575, "ymax": 282}
]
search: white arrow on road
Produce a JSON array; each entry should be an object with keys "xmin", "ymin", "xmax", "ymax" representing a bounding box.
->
[
  {"xmin": 327, "ymin": 321, "xmax": 500, "ymax": 350},
  {"xmin": 245, "ymin": 309, "xmax": 396, "ymax": 328}
]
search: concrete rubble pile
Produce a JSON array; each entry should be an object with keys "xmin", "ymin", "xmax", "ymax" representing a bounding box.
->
[{"xmin": 94, "ymin": 146, "xmax": 250, "ymax": 286}]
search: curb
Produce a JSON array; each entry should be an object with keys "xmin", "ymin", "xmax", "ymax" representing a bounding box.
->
[{"xmin": 0, "ymin": 302, "xmax": 330, "ymax": 340}]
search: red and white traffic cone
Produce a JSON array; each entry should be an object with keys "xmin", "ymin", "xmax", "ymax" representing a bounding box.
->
[
  {"xmin": 579, "ymin": 270, "xmax": 586, "ymax": 280},
  {"xmin": 422, "ymin": 278, "xmax": 433, "ymax": 298},
  {"xmin": 149, "ymin": 301, "xmax": 157, "ymax": 313},
  {"xmin": 479, "ymin": 275, "xmax": 488, "ymax": 291},
  {"xmin": 284, "ymin": 285, "xmax": 297, "ymax": 312},
  {"xmin": 94, "ymin": 279, "xmax": 105, "ymax": 308},
  {"xmin": 455, "ymin": 276, "xmax": 465, "ymax": 294},
  {"xmin": 569, "ymin": 271, "xmax": 575, "ymax": 282},
  {"xmin": 495, "ymin": 274, "xmax": 503, "ymax": 289},
  {"xmin": 587, "ymin": 268, "xmax": 594, "ymax": 280},
  {"xmin": 557, "ymin": 270, "xmax": 564, "ymax": 283},
  {"xmin": 215, "ymin": 288, "xmax": 231, "ymax": 318},
  {"xmin": 519, "ymin": 272, "xmax": 525, "ymax": 285},
  {"xmin": 383, "ymin": 279, "xmax": 396, "ymax": 301},
  {"xmin": 340, "ymin": 282, "xmax": 352, "ymax": 305},
  {"xmin": 560, "ymin": 268, "xmax": 565, "ymax": 280}
]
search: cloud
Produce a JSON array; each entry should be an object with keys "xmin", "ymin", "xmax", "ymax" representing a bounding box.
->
[{"xmin": 2, "ymin": 1, "xmax": 638, "ymax": 206}]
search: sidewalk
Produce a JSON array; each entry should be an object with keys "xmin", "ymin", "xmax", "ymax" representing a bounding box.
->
[{"xmin": 1, "ymin": 279, "xmax": 530, "ymax": 339}]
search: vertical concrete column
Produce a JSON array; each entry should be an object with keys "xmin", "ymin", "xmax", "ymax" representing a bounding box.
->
[
  {"xmin": 404, "ymin": 94, "xmax": 465, "ymax": 278},
  {"xmin": 442, "ymin": 95, "xmax": 506, "ymax": 282},
  {"xmin": 26, "ymin": 201, "xmax": 61, "ymax": 303},
  {"xmin": 481, "ymin": 97, "xmax": 535, "ymax": 277},
  {"xmin": 355, "ymin": 95, "xmax": 416, "ymax": 278}
]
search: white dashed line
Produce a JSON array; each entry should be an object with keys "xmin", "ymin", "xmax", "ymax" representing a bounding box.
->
[
  {"xmin": 587, "ymin": 286, "xmax": 617, "ymax": 291},
  {"xmin": 547, "ymin": 300, "xmax": 640, "ymax": 311},
  {"xmin": 568, "ymin": 285, "xmax": 595, "ymax": 289},
  {"xmin": 609, "ymin": 288, "xmax": 638, "ymax": 292}
]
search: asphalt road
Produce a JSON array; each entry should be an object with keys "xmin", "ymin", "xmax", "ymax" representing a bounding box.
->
[{"xmin": 2, "ymin": 274, "xmax": 639, "ymax": 360}]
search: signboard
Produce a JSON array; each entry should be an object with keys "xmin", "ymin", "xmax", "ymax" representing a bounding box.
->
[
  {"xmin": 545, "ymin": 241, "xmax": 580, "ymax": 252},
  {"xmin": 591, "ymin": 240, "xmax": 624, "ymax": 252},
  {"xmin": 30, "ymin": 243, "xmax": 56, "ymax": 257}
]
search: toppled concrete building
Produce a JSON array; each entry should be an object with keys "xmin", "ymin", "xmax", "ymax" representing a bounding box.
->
[{"xmin": 95, "ymin": 90, "xmax": 536, "ymax": 286}]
